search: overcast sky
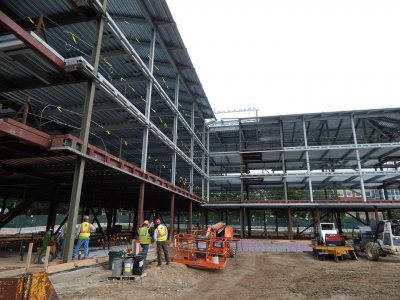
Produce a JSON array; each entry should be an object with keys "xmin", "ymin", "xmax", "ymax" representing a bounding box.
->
[{"xmin": 166, "ymin": 0, "xmax": 400, "ymax": 118}]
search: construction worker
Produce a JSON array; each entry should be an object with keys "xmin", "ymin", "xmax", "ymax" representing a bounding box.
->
[
  {"xmin": 137, "ymin": 220, "xmax": 151, "ymax": 261},
  {"xmin": 153, "ymin": 218, "xmax": 170, "ymax": 267},
  {"xmin": 73, "ymin": 215, "xmax": 95, "ymax": 259}
]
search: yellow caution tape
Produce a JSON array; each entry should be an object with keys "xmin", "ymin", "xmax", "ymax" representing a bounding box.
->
[
  {"xmin": 56, "ymin": 106, "xmax": 62, "ymax": 112},
  {"xmin": 27, "ymin": 17, "xmax": 35, "ymax": 24},
  {"xmin": 106, "ymin": 129, "xmax": 110, "ymax": 135}
]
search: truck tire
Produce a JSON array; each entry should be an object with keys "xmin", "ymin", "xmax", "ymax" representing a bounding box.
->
[{"xmin": 366, "ymin": 242, "xmax": 380, "ymax": 261}]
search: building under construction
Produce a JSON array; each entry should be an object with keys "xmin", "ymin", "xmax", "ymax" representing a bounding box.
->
[{"xmin": 0, "ymin": 0, "xmax": 399, "ymax": 264}]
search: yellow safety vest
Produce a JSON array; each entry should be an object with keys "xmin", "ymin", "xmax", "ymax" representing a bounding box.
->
[
  {"xmin": 156, "ymin": 225, "xmax": 167, "ymax": 242},
  {"xmin": 79, "ymin": 222, "xmax": 91, "ymax": 239},
  {"xmin": 138, "ymin": 226, "xmax": 151, "ymax": 244}
]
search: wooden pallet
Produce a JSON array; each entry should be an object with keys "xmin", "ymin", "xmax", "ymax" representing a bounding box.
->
[{"xmin": 107, "ymin": 273, "xmax": 147, "ymax": 281}]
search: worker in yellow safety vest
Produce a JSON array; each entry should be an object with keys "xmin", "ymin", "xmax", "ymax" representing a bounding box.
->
[
  {"xmin": 73, "ymin": 215, "xmax": 95, "ymax": 259},
  {"xmin": 137, "ymin": 220, "xmax": 152, "ymax": 261},
  {"xmin": 153, "ymin": 218, "xmax": 170, "ymax": 267}
]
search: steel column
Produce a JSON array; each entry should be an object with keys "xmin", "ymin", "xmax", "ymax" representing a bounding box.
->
[
  {"xmin": 190, "ymin": 102, "xmax": 194, "ymax": 193},
  {"xmin": 288, "ymin": 208, "xmax": 293, "ymax": 240},
  {"xmin": 171, "ymin": 74, "xmax": 179, "ymax": 185},
  {"xmin": 239, "ymin": 208, "xmax": 244, "ymax": 238},
  {"xmin": 302, "ymin": 118, "xmax": 313, "ymax": 202},
  {"xmin": 280, "ymin": 120, "xmax": 288, "ymax": 201},
  {"xmin": 202, "ymin": 122, "xmax": 206, "ymax": 199},
  {"xmin": 247, "ymin": 209, "xmax": 252, "ymax": 237},
  {"xmin": 188, "ymin": 200, "xmax": 192, "ymax": 233},
  {"xmin": 316, "ymin": 208, "xmax": 320, "ymax": 226},
  {"xmin": 374, "ymin": 206, "xmax": 379, "ymax": 223},
  {"xmin": 351, "ymin": 114, "xmax": 366, "ymax": 201},
  {"xmin": 137, "ymin": 181, "xmax": 145, "ymax": 232},
  {"xmin": 46, "ymin": 181, "xmax": 60, "ymax": 231},
  {"xmin": 141, "ymin": 28, "xmax": 156, "ymax": 172},
  {"xmin": 206, "ymin": 127, "xmax": 210, "ymax": 201},
  {"xmin": 63, "ymin": 1, "xmax": 107, "ymax": 262},
  {"xmin": 170, "ymin": 193, "xmax": 175, "ymax": 241},
  {"xmin": 365, "ymin": 211, "xmax": 370, "ymax": 225}
]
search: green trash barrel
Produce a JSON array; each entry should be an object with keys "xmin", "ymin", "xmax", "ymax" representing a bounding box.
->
[{"xmin": 108, "ymin": 250, "xmax": 123, "ymax": 270}]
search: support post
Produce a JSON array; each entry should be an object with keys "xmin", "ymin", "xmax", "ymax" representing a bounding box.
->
[
  {"xmin": 190, "ymin": 102, "xmax": 194, "ymax": 193},
  {"xmin": 171, "ymin": 74, "xmax": 179, "ymax": 185},
  {"xmin": 374, "ymin": 206, "xmax": 379, "ymax": 223},
  {"xmin": 239, "ymin": 208, "xmax": 244, "ymax": 238},
  {"xmin": 141, "ymin": 28, "xmax": 156, "ymax": 172},
  {"xmin": 63, "ymin": 0, "xmax": 107, "ymax": 263},
  {"xmin": 288, "ymin": 208, "xmax": 293, "ymax": 240},
  {"xmin": 46, "ymin": 181, "xmax": 59, "ymax": 231},
  {"xmin": 137, "ymin": 182, "xmax": 145, "ymax": 234},
  {"xmin": 365, "ymin": 211, "xmax": 370, "ymax": 225},
  {"xmin": 247, "ymin": 209, "xmax": 252, "ymax": 237},
  {"xmin": 336, "ymin": 212, "xmax": 343, "ymax": 235},
  {"xmin": 280, "ymin": 120, "xmax": 288, "ymax": 201},
  {"xmin": 177, "ymin": 210, "xmax": 180, "ymax": 234},
  {"xmin": 351, "ymin": 114, "xmax": 366, "ymax": 201},
  {"xmin": 170, "ymin": 193, "xmax": 175, "ymax": 241},
  {"xmin": 188, "ymin": 200, "xmax": 192, "ymax": 233},
  {"xmin": 302, "ymin": 118, "xmax": 313, "ymax": 202}
]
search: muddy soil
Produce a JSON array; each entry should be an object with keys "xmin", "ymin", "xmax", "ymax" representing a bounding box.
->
[{"xmin": 53, "ymin": 252, "xmax": 400, "ymax": 300}]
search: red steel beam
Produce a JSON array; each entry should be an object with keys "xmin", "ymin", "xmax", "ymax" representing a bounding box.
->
[
  {"xmin": 0, "ymin": 10, "xmax": 65, "ymax": 71},
  {"xmin": 0, "ymin": 118, "xmax": 51, "ymax": 148}
]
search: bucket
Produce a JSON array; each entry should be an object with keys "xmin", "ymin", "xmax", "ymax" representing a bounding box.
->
[
  {"xmin": 212, "ymin": 255, "xmax": 219, "ymax": 265},
  {"xmin": 132, "ymin": 255, "xmax": 144, "ymax": 275},
  {"xmin": 112, "ymin": 258, "xmax": 123, "ymax": 276},
  {"xmin": 123, "ymin": 258, "xmax": 133, "ymax": 276},
  {"xmin": 108, "ymin": 250, "xmax": 123, "ymax": 270}
]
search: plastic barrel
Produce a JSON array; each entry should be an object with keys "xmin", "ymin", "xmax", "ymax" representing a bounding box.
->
[
  {"xmin": 132, "ymin": 255, "xmax": 144, "ymax": 275},
  {"xmin": 123, "ymin": 258, "xmax": 133, "ymax": 276},
  {"xmin": 112, "ymin": 258, "xmax": 123, "ymax": 276},
  {"xmin": 108, "ymin": 250, "xmax": 123, "ymax": 270}
]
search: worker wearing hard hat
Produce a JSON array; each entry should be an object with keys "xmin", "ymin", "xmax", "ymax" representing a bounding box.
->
[
  {"xmin": 137, "ymin": 220, "xmax": 152, "ymax": 261},
  {"xmin": 153, "ymin": 218, "xmax": 170, "ymax": 267},
  {"xmin": 72, "ymin": 215, "xmax": 95, "ymax": 259}
]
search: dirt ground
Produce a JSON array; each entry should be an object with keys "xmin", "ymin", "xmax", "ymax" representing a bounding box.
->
[{"xmin": 52, "ymin": 251, "xmax": 400, "ymax": 300}]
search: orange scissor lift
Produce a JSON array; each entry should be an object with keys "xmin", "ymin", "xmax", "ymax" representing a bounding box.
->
[{"xmin": 172, "ymin": 222, "xmax": 237, "ymax": 269}]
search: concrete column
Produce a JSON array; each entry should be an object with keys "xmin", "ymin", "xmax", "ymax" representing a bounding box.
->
[
  {"xmin": 247, "ymin": 209, "xmax": 252, "ymax": 237},
  {"xmin": 63, "ymin": 1, "xmax": 107, "ymax": 262}
]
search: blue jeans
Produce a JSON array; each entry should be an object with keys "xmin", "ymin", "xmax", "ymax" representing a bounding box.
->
[
  {"xmin": 141, "ymin": 243, "xmax": 149, "ymax": 261},
  {"xmin": 73, "ymin": 238, "xmax": 90, "ymax": 258}
]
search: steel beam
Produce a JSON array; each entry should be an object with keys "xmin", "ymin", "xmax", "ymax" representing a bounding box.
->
[{"xmin": 190, "ymin": 102, "xmax": 194, "ymax": 193}]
